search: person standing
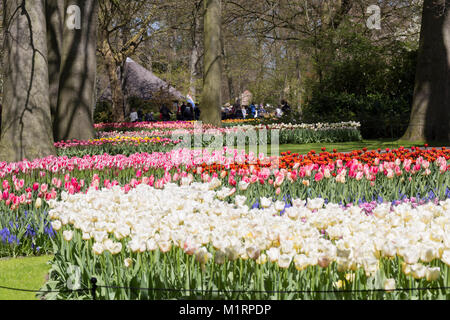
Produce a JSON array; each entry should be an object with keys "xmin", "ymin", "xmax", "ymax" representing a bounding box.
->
[
  {"xmin": 276, "ymin": 106, "xmax": 283, "ymax": 118},
  {"xmin": 130, "ymin": 109, "xmax": 139, "ymax": 123},
  {"xmin": 184, "ymin": 103, "xmax": 193, "ymax": 120},
  {"xmin": 194, "ymin": 104, "xmax": 201, "ymax": 120},
  {"xmin": 180, "ymin": 102, "xmax": 187, "ymax": 121},
  {"xmin": 281, "ymin": 100, "xmax": 291, "ymax": 115},
  {"xmin": 160, "ymin": 104, "xmax": 172, "ymax": 121},
  {"xmin": 250, "ymin": 103, "xmax": 256, "ymax": 118},
  {"xmin": 242, "ymin": 106, "xmax": 247, "ymax": 119}
]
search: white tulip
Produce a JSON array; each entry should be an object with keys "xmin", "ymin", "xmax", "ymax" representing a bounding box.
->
[
  {"xmin": 294, "ymin": 254, "xmax": 310, "ymax": 271},
  {"xmin": 260, "ymin": 197, "xmax": 272, "ymax": 209},
  {"xmin": 92, "ymin": 231, "xmax": 108, "ymax": 243},
  {"xmin": 35, "ymin": 198, "xmax": 42, "ymax": 209},
  {"xmin": 278, "ymin": 254, "xmax": 292, "ymax": 269},
  {"xmin": 215, "ymin": 250, "xmax": 226, "ymax": 265},
  {"xmin": 420, "ymin": 247, "xmax": 436, "ymax": 263},
  {"xmin": 266, "ymin": 247, "xmax": 280, "ymax": 262},
  {"xmin": 124, "ymin": 258, "xmax": 133, "ymax": 268},
  {"xmin": 51, "ymin": 220, "xmax": 62, "ymax": 231},
  {"xmin": 63, "ymin": 230, "xmax": 73, "ymax": 242},
  {"xmin": 92, "ymin": 242, "xmax": 104, "ymax": 255},
  {"xmin": 274, "ymin": 201, "xmax": 285, "ymax": 212},
  {"xmin": 238, "ymin": 180, "xmax": 250, "ymax": 191},
  {"xmin": 225, "ymin": 246, "xmax": 239, "ymax": 261},
  {"xmin": 426, "ymin": 267, "xmax": 440, "ymax": 282},
  {"xmin": 307, "ymin": 198, "xmax": 324, "ymax": 210},
  {"xmin": 246, "ymin": 246, "xmax": 261, "ymax": 260},
  {"xmin": 292, "ymin": 199, "xmax": 306, "ymax": 208},
  {"xmin": 411, "ymin": 263, "xmax": 427, "ymax": 280},
  {"xmin": 146, "ymin": 238, "xmax": 158, "ymax": 251},
  {"xmin": 82, "ymin": 233, "xmax": 91, "ymax": 240},
  {"xmin": 256, "ymin": 253, "xmax": 267, "ymax": 265},
  {"xmin": 235, "ymin": 196, "xmax": 247, "ymax": 207},
  {"xmin": 159, "ymin": 240, "xmax": 172, "ymax": 253},
  {"xmin": 384, "ymin": 279, "xmax": 396, "ymax": 291},
  {"xmin": 195, "ymin": 247, "xmax": 212, "ymax": 265},
  {"xmin": 209, "ymin": 178, "xmax": 222, "ymax": 190},
  {"xmin": 403, "ymin": 249, "xmax": 420, "ymax": 265},
  {"xmin": 441, "ymin": 250, "xmax": 450, "ymax": 266}
]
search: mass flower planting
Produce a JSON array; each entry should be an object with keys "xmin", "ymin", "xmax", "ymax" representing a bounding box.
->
[
  {"xmin": 55, "ymin": 136, "xmax": 180, "ymax": 157},
  {"xmin": 41, "ymin": 182, "xmax": 450, "ymax": 300},
  {"xmin": 95, "ymin": 121, "xmax": 363, "ymax": 145},
  {"xmin": 0, "ymin": 144, "xmax": 449, "ymax": 299}
]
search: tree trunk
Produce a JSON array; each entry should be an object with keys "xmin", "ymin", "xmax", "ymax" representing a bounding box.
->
[
  {"xmin": 189, "ymin": 5, "xmax": 202, "ymax": 98},
  {"xmin": 53, "ymin": 0, "xmax": 98, "ymax": 141},
  {"xmin": 120, "ymin": 26, "xmax": 130, "ymax": 117},
  {"xmin": 201, "ymin": 0, "xmax": 222, "ymax": 127},
  {"xmin": 102, "ymin": 38, "xmax": 125, "ymax": 123},
  {"xmin": 0, "ymin": 0, "xmax": 56, "ymax": 162},
  {"xmin": 46, "ymin": 0, "xmax": 64, "ymax": 128},
  {"xmin": 221, "ymin": 34, "xmax": 234, "ymax": 103},
  {"xmin": 402, "ymin": 0, "xmax": 450, "ymax": 142}
]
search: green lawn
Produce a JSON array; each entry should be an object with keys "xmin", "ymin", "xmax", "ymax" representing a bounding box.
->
[
  {"xmin": 0, "ymin": 255, "xmax": 53, "ymax": 300},
  {"xmin": 276, "ymin": 139, "xmax": 437, "ymax": 155},
  {"xmin": 197, "ymin": 139, "xmax": 446, "ymax": 155}
]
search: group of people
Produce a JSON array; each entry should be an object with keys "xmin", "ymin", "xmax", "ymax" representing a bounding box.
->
[
  {"xmin": 221, "ymin": 100, "xmax": 291, "ymax": 120},
  {"xmin": 129, "ymin": 101, "xmax": 201, "ymax": 123},
  {"xmin": 276, "ymin": 100, "xmax": 292, "ymax": 118},
  {"xmin": 175, "ymin": 102, "xmax": 200, "ymax": 121},
  {"xmin": 130, "ymin": 108, "xmax": 155, "ymax": 123},
  {"xmin": 129, "ymin": 99, "xmax": 290, "ymax": 123},
  {"xmin": 222, "ymin": 103, "xmax": 265, "ymax": 120}
]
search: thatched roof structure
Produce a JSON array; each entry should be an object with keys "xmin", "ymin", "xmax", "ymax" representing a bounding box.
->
[{"xmin": 99, "ymin": 58, "xmax": 185, "ymax": 102}]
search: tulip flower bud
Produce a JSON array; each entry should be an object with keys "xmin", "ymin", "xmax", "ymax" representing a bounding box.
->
[{"xmin": 384, "ymin": 279, "xmax": 396, "ymax": 292}]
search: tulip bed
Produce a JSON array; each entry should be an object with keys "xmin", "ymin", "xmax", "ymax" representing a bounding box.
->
[
  {"xmin": 0, "ymin": 126, "xmax": 449, "ymax": 299},
  {"xmin": 55, "ymin": 136, "xmax": 180, "ymax": 158},
  {"xmin": 95, "ymin": 121, "xmax": 363, "ymax": 145},
  {"xmin": 41, "ymin": 183, "xmax": 450, "ymax": 300},
  {"xmin": 0, "ymin": 146, "xmax": 449, "ymax": 258}
]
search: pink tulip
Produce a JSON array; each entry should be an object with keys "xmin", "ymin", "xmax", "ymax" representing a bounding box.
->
[
  {"xmin": 228, "ymin": 176, "xmax": 236, "ymax": 186},
  {"xmin": 386, "ymin": 169, "xmax": 394, "ymax": 179},
  {"xmin": 355, "ymin": 171, "xmax": 363, "ymax": 181},
  {"xmin": 274, "ymin": 175, "xmax": 284, "ymax": 187},
  {"xmin": 314, "ymin": 172, "xmax": 324, "ymax": 182},
  {"xmin": 40, "ymin": 183, "xmax": 48, "ymax": 193},
  {"xmin": 149, "ymin": 175, "xmax": 155, "ymax": 187}
]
